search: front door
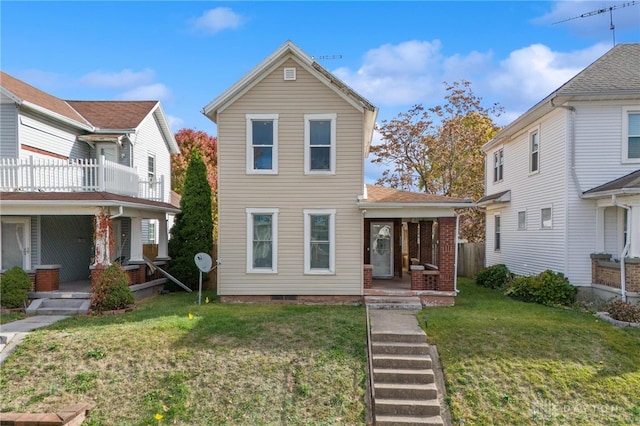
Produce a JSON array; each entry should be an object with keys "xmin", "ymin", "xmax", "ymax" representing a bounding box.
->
[
  {"xmin": 371, "ymin": 222, "xmax": 393, "ymax": 278},
  {"xmin": 1, "ymin": 217, "xmax": 31, "ymax": 270}
]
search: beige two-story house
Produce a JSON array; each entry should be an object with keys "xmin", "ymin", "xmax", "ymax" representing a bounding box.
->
[{"xmin": 203, "ymin": 41, "xmax": 472, "ymax": 305}]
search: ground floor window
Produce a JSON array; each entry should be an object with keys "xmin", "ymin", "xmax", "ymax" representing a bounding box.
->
[
  {"xmin": 304, "ymin": 209, "xmax": 335, "ymax": 274},
  {"xmin": 246, "ymin": 208, "xmax": 278, "ymax": 273},
  {"xmin": 494, "ymin": 215, "xmax": 501, "ymax": 251}
]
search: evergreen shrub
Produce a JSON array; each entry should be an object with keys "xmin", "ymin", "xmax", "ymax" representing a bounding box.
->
[
  {"xmin": 0, "ymin": 266, "xmax": 32, "ymax": 309},
  {"xmin": 91, "ymin": 264, "xmax": 134, "ymax": 313}
]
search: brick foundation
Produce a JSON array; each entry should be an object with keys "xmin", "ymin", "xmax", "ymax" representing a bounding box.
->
[
  {"xmin": 35, "ymin": 265, "xmax": 60, "ymax": 292},
  {"xmin": 219, "ymin": 295, "xmax": 363, "ymax": 305}
]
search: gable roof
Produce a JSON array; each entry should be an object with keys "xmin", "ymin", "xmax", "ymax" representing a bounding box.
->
[
  {"xmin": 0, "ymin": 71, "xmax": 178, "ymax": 153},
  {"xmin": 484, "ymin": 43, "xmax": 640, "ymax": 150},
  {"xmin": 202, "ymin": 40, "xmax": 379, "ymax": 153},
  {"xmin": 582, "ymin": 169, "xmax": 640, "ymax": 198},
  {"xmin": 360, "ymin": 184, "xmax": 473, "ymax": 208}
]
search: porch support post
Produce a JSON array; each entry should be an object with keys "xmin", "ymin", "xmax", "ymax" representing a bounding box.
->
[
  {"xmin": 419, "ymin": 220, "xmax": 433, "ymax": 265},
  {"xmin": 595, "ymin": 207, "xmax": 605, "ymax": 253},
  {"xmin": 129, "ymin": 216, "xmax": 144, "ymax": 262},
  {"xmin": 408, "ymin": 222, "xmax": 418, "ymax": 263},
  {"xmin": 630, "ymin": 205, "xmax": 640, "ymax": 258},
  {"xmin": 437, "ymin": 217, "xmax": 456, "ymax": 292},
  {"xmin": 158, "ymin": 217, "xmax": 169, "ymax": 259},
  {"xmin": 93, "ymin": 209, "xmax": 112, "ymax": 267}
]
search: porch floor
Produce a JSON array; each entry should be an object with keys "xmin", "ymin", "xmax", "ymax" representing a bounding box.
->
[{"xmin": 366, "ymin": 272, "xmax": 414, "ymax": 296}]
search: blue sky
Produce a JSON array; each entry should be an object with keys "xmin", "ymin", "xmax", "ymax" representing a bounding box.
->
[{"xmin": 2, "ymin": 1, "xmax": 639, "ymax": 182}]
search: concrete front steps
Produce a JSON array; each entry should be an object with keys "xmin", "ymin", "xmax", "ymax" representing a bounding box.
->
[
  {"xmin": 26, "ymin": 292, "xmax": 91, "ymax": 315},
  {"xmin": 371, "ymin": 330, "xmax": 444, "ymax": 426}
]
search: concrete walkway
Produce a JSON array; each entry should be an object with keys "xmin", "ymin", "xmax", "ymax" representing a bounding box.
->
[
  {"xmin": 369, "ymin": 308, "xmax": 426, "ymax": 334},
  {"xmin": 0, "ymin": 315, "xmax": 68, "ymax": 365}
]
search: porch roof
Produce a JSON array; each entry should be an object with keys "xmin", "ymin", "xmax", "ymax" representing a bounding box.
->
[
  {"xmin": 582, "ymin": 169, "xmax": 640, "ymax": 199},
  {"xmin": 477, "ymin": 190, "xmax": 511, "ymax": 205},
  {"xmin": 0, "ymin": 191, "xmax": 180, "ymax": 214}
]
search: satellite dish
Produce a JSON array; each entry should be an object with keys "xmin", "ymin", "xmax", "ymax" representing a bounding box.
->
[{"xmin": 194, "ymin": 253, "xmax": 213, "ymax": 273}]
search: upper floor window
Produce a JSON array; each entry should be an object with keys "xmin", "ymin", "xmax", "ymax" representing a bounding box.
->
[
  {"xmin": 541, "ymin": 207, "xmax": 552, "ymax": 229},
  {"xmin": 529, "ymin": 129, "xmax": 539, "ymax": 173},
  {"xmin": 493, "ymin": 148, "xmax": 504, "ymax": 182},
  {"xmin": 304, "ymin": 114, "xmax": 336, "ymax": 174},
  {"xmin": 147, "ymin": 153, "xmax": 156, "ymax": 183},
  {"xmin": 246, "ymin": 114, "xmax": 278, "ymax": 174},
  {"xmin": 623, "ymin": 108, "xmax": 640, "ymax": 162},
  {"xmin": 304, "ymin": 209, "xmax": 336, "ymax": 274},
  {"xmin": 246, "ymin": 208, "xmax": 279, "ymax": 273}
]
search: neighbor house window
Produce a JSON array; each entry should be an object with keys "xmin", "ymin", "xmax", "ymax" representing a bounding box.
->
[
  {"xmin": 148, "ymin": 153, "xmax": 156, "ymax": 183},
  {"xmin": 246, "ymin": 114, "xmax": 279, "ymax": 174},
  {"xmin": 304, "ymin": 114, "xmax": 336, "ymax": 174},
  {"xmin": 246, "ymin": 208, "xmax": 279, "ymax": 273},
  {"xmin": 494, "ymin": 215, "xmax": 501, "ymax": 251},
  {"xmin": 493, "ymin": 149, "xmax": 504, "ymax": 182},
  {"xmin": 530, "ymin": 129, "xmax": 539, "ymax": 173},
  {"xmin": 623, "ymin": 109, "xmax": 640, "ymax": 161},
  {"xmin": 541, "ymin": 207, "xmax": 552, "ymax": 229},
  {"xmin": 304, "ymin": 209, "xmax": 336, "ymax": 274},
  {"xmin": 518, "ymin": 211, "xmax": 526, "ymax": 230}
]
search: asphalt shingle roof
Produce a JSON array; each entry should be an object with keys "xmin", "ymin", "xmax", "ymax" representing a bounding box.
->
[{"xmin": 365, "ymin": 184, "xmax": 471, "ymax": 204}]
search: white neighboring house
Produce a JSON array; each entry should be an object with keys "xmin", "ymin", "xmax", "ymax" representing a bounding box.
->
[
  {"xmin": 0, "ymin": 71, "xmax": 180, "ymax": 289},
  {"xmin": 478, "ymin": 43, "xmax": 640, "ymax": 303}
]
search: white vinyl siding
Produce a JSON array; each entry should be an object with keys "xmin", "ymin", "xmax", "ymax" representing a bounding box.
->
[
  {"xmin": 1, "ymin": 103, "xmax": 18, "ymax": 158},
  {"xmin": 18, "ymin": 112, "xmax": 87, "ymax": 159},
  {"xmin": 304, "ymin": 114, "xmax": 336, "ymax": 174},
  {"xmin": 246, "ymin": 208, "xmax": 279, "ymax": 273},
  {"xmin": 246, "ymin": 114, "xmax": 279, "ymax": 174},
  {"xmin": 216, "ymin": 58, "xmax": 363, "ymax": 296},
  {"xmin": 133, "ymin": 112, "xmax": 172, "ymax": 203}
]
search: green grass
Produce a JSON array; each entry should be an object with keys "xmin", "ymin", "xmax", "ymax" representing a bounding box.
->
[
  {"xmin": 0, "ymin": 310, "xmax": 25, "ymax": 325},
  {"xmin": 423, "ymin": 278, "xmax": 640, "ymax": 425},
  {"xmin": 0, "ymin": 291, "xmax": 367, "ymax": 425}
]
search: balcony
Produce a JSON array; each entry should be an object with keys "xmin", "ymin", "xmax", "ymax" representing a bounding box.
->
[{"xmin": 0, "ymin": 156, "xmax": 166, "ymax": 202}]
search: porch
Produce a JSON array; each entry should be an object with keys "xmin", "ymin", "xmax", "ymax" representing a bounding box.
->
[
  {"xmin": 590, "ymin": 253, "xmax": 640, "ymax": 304},
  {"xmin": 0, "ymin": 155, "xmax": 167, "ymax": 202}
]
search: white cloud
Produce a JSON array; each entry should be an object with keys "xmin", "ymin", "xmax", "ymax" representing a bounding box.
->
[
  {"xmin": 117, "ymin": 83, "xmax": 172, "ymax": 101},
  {"xmin": 81, "ymin": 69, "xmax": 155, "ymax": 88},
  {"xmin": 166, "ymin": 114, "xmax": 184, "ymax": 132},
  {"xmin": 487, "ymin": 43, "xmax": 610, "ymax": 112},
  {"xmin": 193, "ymin": 7, "xmax": 244, "ymax": 34}
]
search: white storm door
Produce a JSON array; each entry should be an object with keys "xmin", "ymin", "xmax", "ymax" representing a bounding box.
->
[
  {"xmin": 371, "ymin": 222, "xmax": 393, "ymax": 278},
  {"xmin": 1, "ymin": 217, "xmax": 31, "ymax": 270}
]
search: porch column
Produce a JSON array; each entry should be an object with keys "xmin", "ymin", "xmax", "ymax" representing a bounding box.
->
[
  {"xmin": 437, "ymin": 217, "xmax": 456, "ymax": 292},
  {"xmin": 630, "ymin": 205, "xmax": 640, "ymax": 258},
  {"xmin": 129, "ymin": 217, "xmax": 144, "ymax": 262},
  {"xmin": 419, "ymin": 220, "xmax": 433, "ymax": 265},
  {"xmin": 408, "ymin": 222, "xmax": 418, "ymax": 263},
  {"xmin": 595, "ymin": 207, "xmax": 605, "ymax": 253},
  {"xmin": 93, "ymin": 209, "xmax": 112, "ymax": 267},
  {"xmin": 158, "ymin": 217, "xmax": 169, "ymax": 259}
]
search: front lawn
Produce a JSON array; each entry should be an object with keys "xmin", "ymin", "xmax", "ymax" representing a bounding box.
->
[
  {"xmin": 0, "ymin": 292, "xmax": 367, "ymax": 425},
  {"xmin": 424, "ymin": 278, "xmax": 640, "ymax": 425}
]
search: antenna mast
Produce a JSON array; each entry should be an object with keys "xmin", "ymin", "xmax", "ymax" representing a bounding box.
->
[{"xmin": 552, "ymin": 1, "xmax": 638, "ymax": 46}]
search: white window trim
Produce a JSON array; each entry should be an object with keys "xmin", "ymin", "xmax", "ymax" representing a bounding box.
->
[
  {"xmin": 493, "ymin": 148, "xmax": 504, "ymax": 182},
  {"xmin": 541, "ymin": 206, "xmax": 553, "ymax": 229},
  {"xmin": 304, "ymin": 209, "xmax": 336, "ymax": 275},
  {"xmin": 246, "ymin": 208, "xmax": 279, "ymax": 273},
  {"xmin": 246, "ymin": 114, "xmax": 279, "ymax": 174},
  {"xmin": 622, "ymin": 106, "xmax": 640, "ymax": 164},
  {"xmin": 517, "ymin": 210, "xmax": 527, "ymax": 231},
  {"xmin": 147, "ymin": 152, "xmax": 156, "ymax": 183},
  {"xmin": 529, "ymin": 127, "xmax": 540, "ymax": 175},
  {"xmin": 304, "ymin": 113, "xmax": 337, "ymax": 175},
  {"xmin": 494, "ymin": 213, "xmax": 501, "ymax": 252}
]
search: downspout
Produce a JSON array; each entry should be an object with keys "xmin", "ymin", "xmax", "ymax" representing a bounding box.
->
[
  {"xmin": 454, "ymin": 214, "xmax": 460, "ymax": 294},
  {"xmin": 110, "ymin": 206, "xmax": 124, "ymax": 219},
  {"xmin": 612, "ymin": 195, "xmax": 630, "ymax": 302}
]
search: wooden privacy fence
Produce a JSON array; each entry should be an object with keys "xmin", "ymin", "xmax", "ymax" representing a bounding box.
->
[{"xmin": 457, "ymin": 242, "xmax": 485, "ymax": 278}]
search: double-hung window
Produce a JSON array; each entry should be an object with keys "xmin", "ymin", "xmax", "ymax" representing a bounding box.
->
[
  {"xmin": 541, "ymin": 207, "xmax": 552, "ymax": 229},
  {"xmin": 304, "ymin": 209, "xmax": 335, "ymax": 274},
  {"xmin": 517, "ymin": 211, "xmax": 526, "ymax": 230},
  {"xmin": 246, "ymin": 208, "xmax": 278, "ymax": 273},
  {"xmin": 530, "ymin": 129, "xmax": 539, "ymax": 173},
  {"xmin": 493, "ymin": 149, "xmax": 504, "ymax": 182},
  {"xmin": 623, "ymin": 108, "xmax": 640, "ymax": 162},
  {"xmin": 246, "ymin": 114, "xmax": 278, "ymax": 174},
  {"xmin": 304, "ymin": 114, "xmax": 336, "ymax": 174},
  {"xmin": 147, "ymin": 153, "xmax": 156, "ymax": 183}
]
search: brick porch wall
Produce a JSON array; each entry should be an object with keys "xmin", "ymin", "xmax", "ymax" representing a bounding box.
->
[
  {"xmin": 591, "ymin": 254, "xmax": 640, "ymax": 292},
  {"xmin": 437, "ymin": 217, "xmax": 456, "ymax": 292}
]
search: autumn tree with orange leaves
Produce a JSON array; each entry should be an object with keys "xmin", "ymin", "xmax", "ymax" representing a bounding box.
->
[
  {"xmin": 371, "ymin": 81, "xmax": 503, "ymax": 242},
  {"xmin": 171, "ymin": 128, "xmax": 218, "ymax": 236}
]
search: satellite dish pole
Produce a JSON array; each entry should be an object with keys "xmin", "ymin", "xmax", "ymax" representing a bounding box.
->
[{"xmin": 552, "ymin": 1, "xmax": 638, "ymax": 46}]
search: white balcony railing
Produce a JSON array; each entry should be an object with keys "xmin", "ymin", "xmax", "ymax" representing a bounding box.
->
[{"xmin": 0, "ymin": 156, "xmax": 165, "ymax": 202}]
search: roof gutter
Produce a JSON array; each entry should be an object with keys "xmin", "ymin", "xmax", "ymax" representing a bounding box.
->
[
  {"xmin": 21, "ymin": 100, "xmax": 94, "ymax": 132},
  {"xmin": 550, "ymin": 96, "xmax": 581, "ymax": 198}
]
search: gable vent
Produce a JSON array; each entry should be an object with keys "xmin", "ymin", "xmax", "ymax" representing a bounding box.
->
[{"xmin": 283, "ymin": 67, "xmax": 297, "ymax": 81}]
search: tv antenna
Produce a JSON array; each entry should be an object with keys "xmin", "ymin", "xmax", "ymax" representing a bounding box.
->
[{"xmin": 552, "ymin": 1, "xmax": 638, "ymax": 46}]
